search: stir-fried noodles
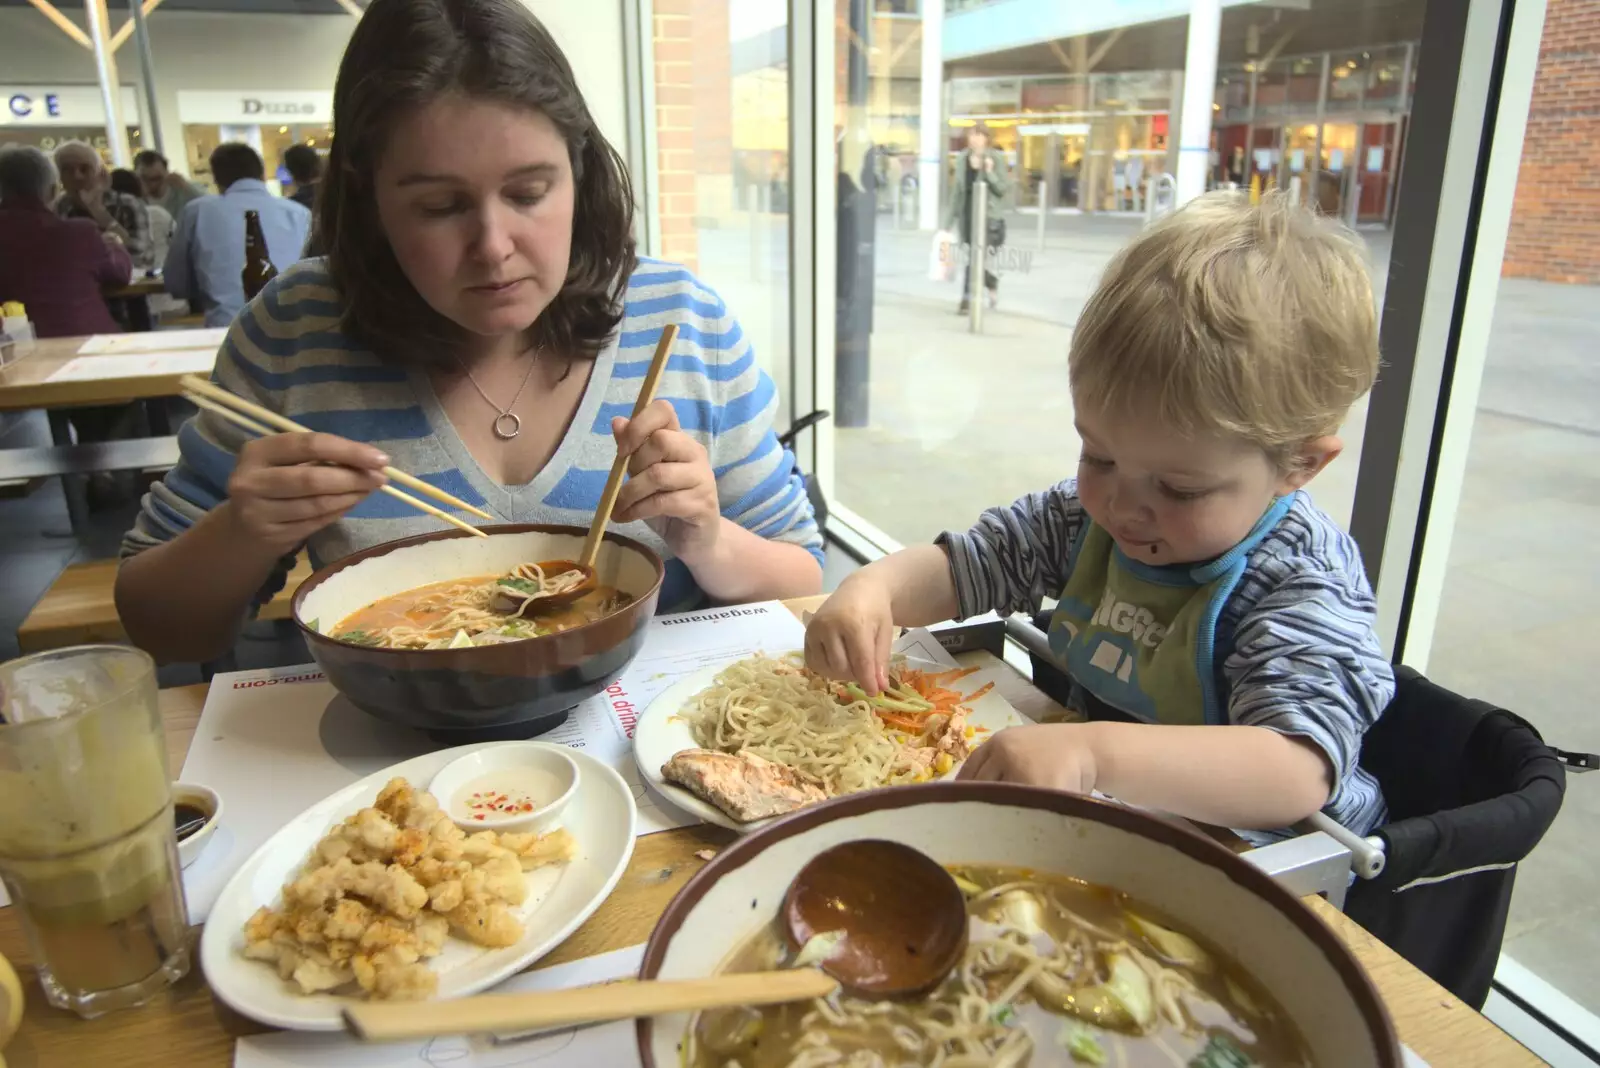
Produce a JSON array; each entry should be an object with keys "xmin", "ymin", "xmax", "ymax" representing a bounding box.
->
[{"xmin": 679, "ymin": 655, "xmax": 977, "ymax": 796}]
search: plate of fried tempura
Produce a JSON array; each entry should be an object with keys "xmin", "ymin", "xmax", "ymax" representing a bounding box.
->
[{"xmin": 200, "ymin": 742, "xmax": 637, "ymax": 1030}]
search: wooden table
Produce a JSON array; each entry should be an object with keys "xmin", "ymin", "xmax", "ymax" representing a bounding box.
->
[
  {"xmin": 0, "ymin": 597, "xmax": 1543, "ymax": 1067},
  {"xmin": 104, "ymin": 279, "xmax": 168, "ymax": 301},
  {"xmin": 0, "ymin": 336, "xmax": 208, "ymax": 413}
]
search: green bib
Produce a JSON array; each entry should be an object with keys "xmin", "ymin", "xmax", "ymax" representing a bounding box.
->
[{"xmin": 1046, "ymin": 496, "xmax": 1294, "ymax": 726}]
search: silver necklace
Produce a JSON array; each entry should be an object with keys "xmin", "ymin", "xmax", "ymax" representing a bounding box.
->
[{"xmin": 456, "ymin": 349, "xmax": 539, "ymax": 440}]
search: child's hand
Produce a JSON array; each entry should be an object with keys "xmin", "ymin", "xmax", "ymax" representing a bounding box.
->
[
  {"xmin": 804, "ymin": 573, "xmax": 895, "ymax": 695},
  {"xmin": 956, "ymin": 723, "xmax": 1099, "ymax": 794}
]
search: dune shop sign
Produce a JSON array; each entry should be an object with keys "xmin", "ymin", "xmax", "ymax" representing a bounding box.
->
[{"xmin": 176, "ymin": 90, "xmax": 333, "ymax": 126}]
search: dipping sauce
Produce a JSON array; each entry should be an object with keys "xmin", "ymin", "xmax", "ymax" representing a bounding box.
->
[
  {"xmin": 451, "ymin": 769, "xmax": 564, "ymax": 823},
  {"xmin": 174, "ymin": 803, "xmax": 209, "ymax": 841}
]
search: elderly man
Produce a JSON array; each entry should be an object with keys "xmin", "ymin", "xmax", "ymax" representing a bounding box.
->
[
  {"xmin": 53, "ymin": 140, "xmax": 152, "ymax": 271},
  {"xmin": 133, "ymin": 149, "xmax": 205, "ymax": 221},
  {"xmin": 166, "ymin": 142, "xmax": 310, "ymax": 327},
  {"xmin": 0, "ymin": 145, "xmax": 131, "ymax": 337}
]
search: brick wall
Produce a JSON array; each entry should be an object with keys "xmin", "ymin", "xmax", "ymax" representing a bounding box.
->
[
  {"xmin": 652, "ymin": 0, "xmax": 698, "ymax": 269},
  {"xmin": 1504, "ymin": 0, "xmax": 1600, "ymax": 283},
  {"xmin": 650, "ymin": 0, "xmax": 737, "ymax": 271}
]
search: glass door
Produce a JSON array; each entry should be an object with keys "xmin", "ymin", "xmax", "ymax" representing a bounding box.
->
[
  {"xmin": 1281, "ymin": 122, "xmax": 1319, "ymax": 207},
  {"xmin": 1317, "ymin": 121, "xmax": 1361, "ymax": 221}
]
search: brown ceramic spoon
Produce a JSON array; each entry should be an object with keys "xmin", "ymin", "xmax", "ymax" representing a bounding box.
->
[
  {"xmin": 491, "ymin": 559, "xmax": 598, "ymax": 615},
  {"xmin": 781, "ymin": 838, "xmax": 969, "ymax": 1000}
]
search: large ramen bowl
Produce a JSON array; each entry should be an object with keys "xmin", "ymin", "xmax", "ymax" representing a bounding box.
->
[
  {"xmin": 293, "ymin": 524, "xmax": 663, "ymax": 737},
  {"xmin": 639, "ymin": 784, "xmax": 1402, "ymax": 1067}
]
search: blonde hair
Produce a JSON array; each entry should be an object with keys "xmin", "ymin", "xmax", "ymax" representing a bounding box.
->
[{"xmin": 1068, "ymin": 190, "xmax": 1379, "ymax": 467}]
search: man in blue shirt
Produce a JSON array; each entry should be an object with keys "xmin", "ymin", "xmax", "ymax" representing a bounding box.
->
[{"xmin": 165, "ymin": 143, "xmax": 311, "ymax": 327}]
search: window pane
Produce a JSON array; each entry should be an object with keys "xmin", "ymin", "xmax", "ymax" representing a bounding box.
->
[
  {"xmin": 652, "ymin": 0, "xmax": 793, "ymax": 427},
  {"xmin": 1428, "ymin": 0, "xmax": 1600, "ymax": 1016},
  {"xmin": 830, "ymin": 1, "xmax": 1421, "ymax": 547}
]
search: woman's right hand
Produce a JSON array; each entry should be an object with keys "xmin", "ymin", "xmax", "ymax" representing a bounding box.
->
[
  {"xmin": 804, "ymin": 572, "xmax": 896, "ymax": 695},
  {"xmin": 224, "ymin": 432, "xmax": 389, "ymax": 556}
]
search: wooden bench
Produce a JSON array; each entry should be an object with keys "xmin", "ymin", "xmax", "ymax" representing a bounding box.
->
[{"xmin": 16, "ymin": 554, "xmax": 314, "ymax": 654}]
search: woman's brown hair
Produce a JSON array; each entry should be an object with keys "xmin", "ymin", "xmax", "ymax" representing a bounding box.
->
[{"xmin": 317, "ymin": 0, "xmax": 637, "ymax": 367}]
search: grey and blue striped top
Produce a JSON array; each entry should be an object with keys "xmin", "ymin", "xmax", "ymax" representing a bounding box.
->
[
  {"xmin": 122, "ymin": 257, "xmax": 823, "ymax": 614},
  {"xmin": 940, "ymin": 483, "xmax": 1392, "ymax": 840}
]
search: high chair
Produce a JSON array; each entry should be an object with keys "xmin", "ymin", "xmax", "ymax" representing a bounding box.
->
[{"xmin": 1015, "ymin": 614, "xmax": 1587, "ymax": 1009}]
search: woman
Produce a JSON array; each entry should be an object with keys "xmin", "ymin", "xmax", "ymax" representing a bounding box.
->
[
  {"xmin": 943, "ymin": 122, "xmax": 1009, "ymax": 315},
  {"xmin": 115, "ymin": 0, "xmax": 823, "ymax": 665}
]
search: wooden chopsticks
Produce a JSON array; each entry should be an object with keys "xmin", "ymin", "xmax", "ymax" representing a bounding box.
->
[
  {"xmin": 578, "ymin": 322, "xmax": 679, "ymax": 568},
  {"xmin": 180, "ymin": 375, "xmax": 491, "ymax": 539}
]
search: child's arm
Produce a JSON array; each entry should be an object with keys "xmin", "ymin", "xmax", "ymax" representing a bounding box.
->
[
  {"xmin": 806, "ymin": 483, "xmax": 1086, "ymax": 690},
  {"xmin": 961, "ymin": 566, "xmax": 1394, "ymax": 830},
  {"xmin": 958, "ymin": 721, "xmax": 1333, "ymax": 829}
]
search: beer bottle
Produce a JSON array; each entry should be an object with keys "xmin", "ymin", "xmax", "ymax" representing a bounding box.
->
[{"xmin": 242, "ymin": 210, "xmax": 278, "ymax": 300}]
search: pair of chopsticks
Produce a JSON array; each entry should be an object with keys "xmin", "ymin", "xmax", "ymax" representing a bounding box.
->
[{"xmin": 179, "ymin": 374, "xmax": 492, "ymax": 538}]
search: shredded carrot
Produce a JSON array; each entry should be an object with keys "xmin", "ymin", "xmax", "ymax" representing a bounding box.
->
[{"xmin": 877, "ymin": 711, "xmax": 925, "ymax": 733}]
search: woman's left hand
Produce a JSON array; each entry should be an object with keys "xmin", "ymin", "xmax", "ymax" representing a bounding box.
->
[{"xmin": 611, "ymin": 400, "xmax": 722, "ymax": 559}]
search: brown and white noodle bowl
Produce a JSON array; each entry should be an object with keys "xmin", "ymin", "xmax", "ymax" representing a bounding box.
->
[
  {"xmin": 638, "ymin": 784, "xmax": 1401, "ymax": 1068},
  {"xmin": 293, "ymin": 524, "xmax": 663, "ymax": 737}
]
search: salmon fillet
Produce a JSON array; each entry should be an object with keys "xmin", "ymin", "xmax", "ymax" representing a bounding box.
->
[{"xmin": 661, "ymin": 748, "xmax": 828, "ymax": 822}]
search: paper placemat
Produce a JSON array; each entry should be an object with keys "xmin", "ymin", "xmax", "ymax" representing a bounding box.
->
[
  {"xmin": 76, "ymin": 327, "xmax": 227, "ymax": 354},
  {"xmin": 177, "ymin": 601, "xmax": 809, "ymax": 921},
  {"xmin": 47, "ymin": 350, "xmax": 216, "ymax": 382}
]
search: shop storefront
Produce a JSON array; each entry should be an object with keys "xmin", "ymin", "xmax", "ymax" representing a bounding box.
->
[
  {"xmin": 1, "ymin": 84, "xmax": 145, "ymax": 161},
  {"xmin": 948, "ymin": 43, "xmax": 1413, "ymax": 223},
  {"xmin": 948, "ymin": 71, "xmax": 1177, "ymax": 215},
  {"xmin": 1213, "ymin": 45, "xmax": 1414, "ymax": 226},
  {"xmin": 176, "ymin": 90, "xmax": 332, "ymax": 195}
]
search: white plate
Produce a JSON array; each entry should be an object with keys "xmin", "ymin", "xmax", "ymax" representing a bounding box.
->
[
  {"xmin": 200, "ymin": 742, "xmax": 638, "ymax": 1031},
  {"xmin": 633, "ymin": 654, "xmax": 1030, "ymax": 832}
]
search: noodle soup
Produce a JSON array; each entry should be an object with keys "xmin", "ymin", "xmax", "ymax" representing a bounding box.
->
[
  {"xmin": 332, "ymin": 566, "xmax": 633, "ymax": 650},
  {"xmin": 688, "ymin": 865, "xmax": 1310, "ymax": 1068}
]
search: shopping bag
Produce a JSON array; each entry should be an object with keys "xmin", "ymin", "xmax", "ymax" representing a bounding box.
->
[{"xmin": 929, "ymin": 230, "xmax": 956, "ymax": 282}]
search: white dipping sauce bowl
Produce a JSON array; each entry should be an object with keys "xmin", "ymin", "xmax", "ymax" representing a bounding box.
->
[
  {"xmin": 172, "ymin": 781, "xmax": 222, "ymax": 869},
  {"xmin": 429, "ymin": 743, "xmax": 579, "ymax": 835}
]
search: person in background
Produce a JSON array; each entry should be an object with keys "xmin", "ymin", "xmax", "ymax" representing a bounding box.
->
[
  {"xmin": 0, "ymin": 145, "xmax": 131, "ymax": 337},
  {"xmin": 54, "ymin": 140, "xmax": 152, "ymax": 271},
  {"xmin": 942, "ymin": 122, "xmax": 1009, "ymax": 315},
  {"xmin": 283, "ymin": 143, "xmax": 321, "ymax": 211},
  {"xmin": 165, "ymin": 142, "xmax": 312, "ymax": 327},
  {"xmin": 133, "ymin": 149, "xmax": 205, "ymax": 221},
  {"xmin": 111, "ymin": 167, "xmax": 188, "ymax": 321},
  {"xmin": 111, "ymin": 168, "xmax": 172, "ymax": 267}
]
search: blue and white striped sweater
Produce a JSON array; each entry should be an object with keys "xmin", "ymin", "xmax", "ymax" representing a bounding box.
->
[
  {"xmin": 123, "ymin": 257, "xmax": 822, "ymax": 614},
  {"xmin": 940, "ymin": 483, "xmax": 1392, "ymax": 842}
]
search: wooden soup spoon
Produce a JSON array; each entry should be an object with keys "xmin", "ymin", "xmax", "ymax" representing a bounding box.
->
[
  {"xmin": 512, "ymin": 323, "xmax": 679, "ymax": 614},
  {"xmin": 342, "ymin": 838, "xmax": 967, "ymax": 1042}
]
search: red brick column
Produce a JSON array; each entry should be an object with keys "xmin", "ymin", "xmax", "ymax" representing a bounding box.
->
[
  {"xmin": 1503, "ymin": 0, "xmax": 1600, "ymax": 283},
  {"xmin": 653, "ymin": 0, "xmax": 699, "ymax": 270}
]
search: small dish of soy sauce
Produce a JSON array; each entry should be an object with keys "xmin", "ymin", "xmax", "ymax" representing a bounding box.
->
[{"xmin": 172, "ymin": 782, "xmax": 223, "ymax": 868}]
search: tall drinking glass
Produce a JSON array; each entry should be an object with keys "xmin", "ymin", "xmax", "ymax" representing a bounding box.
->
[{"xmin": 0, "ymin": 646, "xmax": 191, "ymax": 1018}]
